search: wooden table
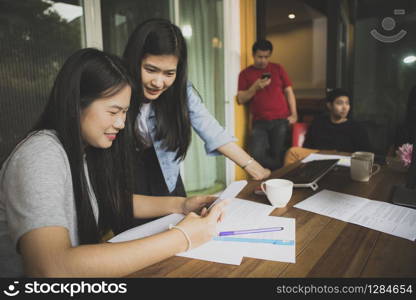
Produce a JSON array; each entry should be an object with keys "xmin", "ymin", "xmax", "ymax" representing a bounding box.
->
[{"xmin": 130, "ymin": 161, "xmax": 416, "ymax": 278}]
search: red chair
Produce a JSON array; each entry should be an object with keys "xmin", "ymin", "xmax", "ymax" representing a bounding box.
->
[{"xmin": 292, "ymin": 122, "xmax": 309, "ymax": 147}]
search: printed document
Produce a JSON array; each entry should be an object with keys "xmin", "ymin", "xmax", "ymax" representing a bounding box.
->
[
  {"xmin": 294, "ymin": 189, "xmax": 416, "ymax": 241},
  {"xmin": 108, "ymin": 180, "xmax": 248, "ymax": 245},
  {"xmin": 178, "ymin": 198, "xmax": 276, "ymax": 264},
  {"xmin": 109, "ymin": 180, "xmax": 297, "ymax": 265},
  {"xmin": 302, "ymin": 153, "xmax": 351, "ymax": 167},
  {"xmin": 109, "ymin": 198, "xmax": 280, "ymax": 265}
]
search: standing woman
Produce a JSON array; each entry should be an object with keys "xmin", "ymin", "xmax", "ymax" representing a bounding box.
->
[
  {"xmin": 123, "ymin": 18, "xmax": 271, "ymax": 197},
  {"xmin": 0, "ymin": 48, "xmax": 227, "ymax": 277}
]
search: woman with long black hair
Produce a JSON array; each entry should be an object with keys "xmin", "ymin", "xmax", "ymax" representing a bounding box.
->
[
  {"xmin": 123, "ymin": 18, "xmax": 271, "ymax": 197},
  {"xmin": 0, "ymin": 48, "xmax": 227, "ymax": 277}
]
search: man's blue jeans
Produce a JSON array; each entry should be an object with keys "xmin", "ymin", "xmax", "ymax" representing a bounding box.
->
[{"xmin": 249, "ymin": 119, "xmax": 289, "ymax": 170}]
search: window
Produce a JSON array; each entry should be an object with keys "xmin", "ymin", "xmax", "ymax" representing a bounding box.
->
[
  {"xmin": 352, "ymin": 0, "xmax": 416, "ymax": 153},
  {"xmin": 179, "ymin": 0, "xmax": 226, "ymax": 194},
  {"xmin": 1, "ymin": 0, "xmax": 230, "ymax": 194},
  {"xmin": 0, "ymin": 0, "xmax": 85, "ymax": 163},
  {"xmin": 100, "ymin": 0, "xmax": 227, "ymax": 194},
  {"xmin": 100, "ymin": 0, "xmax": 170, "ymax": 56}
]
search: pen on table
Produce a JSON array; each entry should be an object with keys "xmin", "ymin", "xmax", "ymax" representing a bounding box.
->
[
  {"xmin": 213, "ymin": 236, "xmax": 294, "ymax": 246},
  {"xmin": 218, "ymin": 226, "xmax": 284, "ymax": 236}
]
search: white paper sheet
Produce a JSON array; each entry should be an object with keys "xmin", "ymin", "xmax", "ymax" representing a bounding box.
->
[
  {"xmin": 109, "ymin": 180, "xmax": 251, "ymax": 265},
  {"xmin": 110, "ymin": 196, "xmax": 296, "ymax": 264},
  {"xmin": 208, "ymin": 180, "xmax": 247, "ymax": 209},
  {"xmin": 109, "ymin": 213, "xmax": 184, "ymax": 243},
  {"xmin": 234, "ymin": 216, "xmax": 296, "ymax": 263},
  {"xmin": 293, "ymin": 189, "xmax": 370, "ymax": 222},
  {"xmin": 294, "ymin": 189, "xmax": 416, "ymax": 241},
  {"xmin": 109, "ymin": 208, "xmax": 244, "ymax": 265},
  {"xmin": 109, "ymin": 180, "xmax": 248, "ymax": 244},
  {"xmin": 109, "ymin": 172, "xmax": 298, "ymax": 265},
  {"xmin": 302, "ymin": 153, "xmax": 351, "ymax": 167},
  {"xmin": 178, "ymin": 198, "xmax": 275, "ymax": 264},
  {"xmin": 348, "ymin": 201, "xmax": 416, "ymax": 240}
]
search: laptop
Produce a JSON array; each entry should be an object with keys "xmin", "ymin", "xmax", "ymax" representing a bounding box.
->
[{"xmin": 255, "ymin": 159, "xmax": 340, "ymax": 194}]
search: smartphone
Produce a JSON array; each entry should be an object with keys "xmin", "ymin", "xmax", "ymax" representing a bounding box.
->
[
  {"xmin": 390, "ymin": 185, "xmax": 416, "ymax": 208},
  {"xmin": 254, "ymin": 185, "xmax": 265, "ymax": 195},
  {"xmin": 261, "ymin": 72, "xmax": 271, "ymax": 80}
]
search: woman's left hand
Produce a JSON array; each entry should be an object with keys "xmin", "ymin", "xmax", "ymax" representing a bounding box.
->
[
  {"xmin": 245, "ymin": 161, "xmax": 271, "ymax": 180},
  {"xmin": 182, "ymin": 195, "xmax": 217, "ymax": 215}
]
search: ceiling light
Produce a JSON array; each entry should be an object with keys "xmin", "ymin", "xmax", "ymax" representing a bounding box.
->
[
  {"xmin": 403, "ymin": 55, "xmax": 416, "ymax": 64},
  {"xmin": 182, "ymin": 25, "xmax": 192, "ymax": 38}
]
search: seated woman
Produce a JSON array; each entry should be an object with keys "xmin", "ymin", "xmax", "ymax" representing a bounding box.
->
[
  {"xmin": 0, "ymin": 48, "xmax": 227, "ymax": 277},
  {"xmin": 284, "ymin": 89, "xmax": 371, "ymax": 165}
]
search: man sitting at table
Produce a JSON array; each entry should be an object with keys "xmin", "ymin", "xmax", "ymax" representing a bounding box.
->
[{"xmin": 284, "ymin": 88, "xmax": 372, "ymax": 165}]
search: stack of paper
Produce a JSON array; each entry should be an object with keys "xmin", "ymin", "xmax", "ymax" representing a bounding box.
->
[
  {"xmin": 109, "ymin": 198, "xmax": 296, "ymax": 265},
  {"xmin": 179, "ymin": 198, "xmax": 296, "ymax": 264},
  {"xmin": 109, "ymin": 181, "xmax": 296, "ymax": 265}
]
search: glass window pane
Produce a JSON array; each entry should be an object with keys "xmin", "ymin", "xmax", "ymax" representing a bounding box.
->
[
  {"xmin": 352, "ymin": 0, "xmax": 416, "ymax": 153},
  {"xmin": 100, "ymin": 0, "xmax": 171, "ymax": 56},
  {"xmin": 0, "ymin": 0, "xmax": 85, "ymax": 163},
  {"xmin": 179, "ymin": 0, "xmax": 226, "ymax": 193}
]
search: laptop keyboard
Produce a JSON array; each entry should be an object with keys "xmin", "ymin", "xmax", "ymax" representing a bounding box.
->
[{"xmin": 281, "ymin": 159, "xmax": 339, "ymax": 184}]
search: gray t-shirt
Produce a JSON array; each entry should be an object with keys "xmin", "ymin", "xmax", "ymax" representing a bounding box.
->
[{"xmin": 0, "ymin": 130, "xmax": 98, "ymax": 277}]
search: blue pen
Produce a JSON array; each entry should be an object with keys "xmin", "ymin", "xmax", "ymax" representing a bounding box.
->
[
  {"xmin": 213, "ymin": 236, "xmax": 294, "ymax": 246},
  {"xmin": 219, "ymin": 226, "xmax": 284, "ymax": 236}
]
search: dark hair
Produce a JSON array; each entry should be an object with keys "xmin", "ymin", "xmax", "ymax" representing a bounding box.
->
[
  {"xmin": 123, "ymin": 18, "xmax": 191, "ymax": 160},
  {"xmin": 34, "ymin": 48, "xmax": 136, "ymax": 244},
  {"xmin": 326, "ymin": 88, "xmax": 350, "ymax": 103},
  {"xmin": 252, "ymin": 39, "xmax": 273, "ymax": 53}
]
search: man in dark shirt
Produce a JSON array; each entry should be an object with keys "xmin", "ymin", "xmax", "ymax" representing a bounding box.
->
[{"xmin": 284, "ymin": 88, "xmax": 372, "ymax": 165}]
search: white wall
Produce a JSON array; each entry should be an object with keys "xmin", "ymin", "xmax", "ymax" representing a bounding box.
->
[
  {"xmin": 223, "ymin": 0, "xmax": 240, "ymax": 183},
  {"xmin": 266, "ymin": 18, "xmax": 327, "ymax": 98}
]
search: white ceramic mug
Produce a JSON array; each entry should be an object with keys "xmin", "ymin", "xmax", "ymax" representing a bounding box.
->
[
  {"xmin": 350, "ymin": 151, "xmax": 381, "ymax": 182},
  {"xmin": 260, "ymin": 179, "xmax": 294, "ymax": 207}
]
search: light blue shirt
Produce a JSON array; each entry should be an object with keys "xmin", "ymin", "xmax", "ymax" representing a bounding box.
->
[{"xmin": 137, "ymin": 82, "xmax": 236, "ymax": 192}]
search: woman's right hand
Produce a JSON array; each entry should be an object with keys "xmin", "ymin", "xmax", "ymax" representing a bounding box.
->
[
  {"xmin": 245, "ymin": 160, "xmax": 271, "ymax": 180},
  {"xmin": 175, "ymin": 199, "xmax": 230, "ymax": 250}
]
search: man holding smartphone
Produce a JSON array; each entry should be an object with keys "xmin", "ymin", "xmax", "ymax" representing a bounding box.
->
[{"xmin": 237, "ymin": 39, "xmax": 298, "ymax": 170}]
